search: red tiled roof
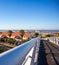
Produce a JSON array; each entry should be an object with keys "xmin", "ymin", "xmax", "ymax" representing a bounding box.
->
[
  {"xmin": 0, "ymin": 32, "xmax": 8, "ymax": 36},
  {"xmin": 11, "ymin": 32, "xmax": 20, "ymax": 37},
  {"xmin": 23, "ymin": 33, "xmax": 30, "ymax": 38},
  {"xmin": 1, "ymin": 35, "xmax": 8, "ymax": 38},
  {"xmin": 0, "ymin": 32, "xmax": 30, "ymax": 38}
]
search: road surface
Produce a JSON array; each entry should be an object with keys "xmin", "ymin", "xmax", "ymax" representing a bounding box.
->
[{"xmin": 38, "ymin": 40, "xmax": 59, "ymax": 65}]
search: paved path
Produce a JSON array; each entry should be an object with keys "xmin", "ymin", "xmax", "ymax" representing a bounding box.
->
[{"xmin": 38, "ymin": 40, "xmax": 59, "ymax": 65}]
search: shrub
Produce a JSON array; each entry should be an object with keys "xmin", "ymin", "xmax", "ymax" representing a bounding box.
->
[
  {"xmin": 0, "ymin": 47, "xmax": 3, "ymax": 53},
  {"xmin": 0, "ymin": 38, "xmax": 5, "ymax": 42},
  {"xmin": 7, "ymin": 38, "xmax": 16, "ymax": 44}
]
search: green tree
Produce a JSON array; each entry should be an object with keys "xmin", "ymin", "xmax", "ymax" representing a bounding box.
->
[
  {"xmin": 34, "ymin": 32, "xmax": 39, "ymax": 37},
  {"xmin": 45, "ymin": 34, "xmax": 51, "ymax": 38},
  {"xmin": 19, "ymin": 30, "xmax": 25, "ymax": 37},
  {"xmin": 8, "ymin": 30, "xmax": 12, "ymax": 37}
]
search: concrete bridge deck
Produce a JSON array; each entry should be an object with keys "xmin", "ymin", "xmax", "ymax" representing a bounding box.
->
[{"xmin": 38, "ymin": 40, "xmax": 59, "ymax": 65}]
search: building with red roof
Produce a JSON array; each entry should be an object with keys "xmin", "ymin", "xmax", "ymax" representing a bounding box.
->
[
  {"xmin": 0, "ymin": 32, "xmax": 9, "ymax": 38},
  {"xmin": 23, "ymin": 32, "xmax": 30, "ymax": 40},
  {"xmin": 0, "ymin": 32, "xmax": 30, "ymax": 40},
  {"xmin": 11, "ymin": 32, "xmax": 20, "ymax": 38}
]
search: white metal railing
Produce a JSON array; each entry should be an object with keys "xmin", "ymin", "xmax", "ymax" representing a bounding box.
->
[
  {"xmin": 47, "ymin": 37, "xmax": 59, "ymax": 46},
  {"xmin": 0, "ymin": 37, "xmax": 40, "ymax": 65}
]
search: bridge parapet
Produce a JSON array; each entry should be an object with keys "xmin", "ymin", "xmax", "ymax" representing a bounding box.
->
[{"xmin": 0, "ymin": 37, "xmax": 40, "ymax": 65}]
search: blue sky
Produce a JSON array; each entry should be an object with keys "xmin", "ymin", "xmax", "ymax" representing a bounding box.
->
[{"xmin": 0, "ymin": 0, "xmax": 59, "ymax": 30}]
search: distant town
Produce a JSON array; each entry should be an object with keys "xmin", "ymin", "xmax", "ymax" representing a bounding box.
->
[
  {"xmin": 0, "ymin": 30, "xmax": 59, "ymax": 53},
  {"xmin": 0, "ymin": 30, "xmax": 39, "ymax": 53}
]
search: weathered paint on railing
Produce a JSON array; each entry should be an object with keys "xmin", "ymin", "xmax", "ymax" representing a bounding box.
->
[{"xmin": 0, "ymin": 38, "xmax": 39, "ymax": 65}]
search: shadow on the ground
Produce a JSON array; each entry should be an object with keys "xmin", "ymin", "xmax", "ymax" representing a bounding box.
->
[
  {"xmin": 37, "ymin": 40, "xmax": 48, "ymax": 65},
  {"xmin": 48, "ymin": 41, "xmax": 59, "ymax": 51},
  {"xmin": 46, "ymin": 41, "xmax": 59, "ymax": 65}
]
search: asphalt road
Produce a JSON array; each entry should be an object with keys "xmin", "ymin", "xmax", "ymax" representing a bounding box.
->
[{"xmin": 38, "ymin": 40, "xmax": 59, "ymax": 65}]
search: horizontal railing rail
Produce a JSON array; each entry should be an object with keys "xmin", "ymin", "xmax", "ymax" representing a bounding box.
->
[
  {"xmin": 0, "ymin": 37, "xmax": 40, "ymax": 65},
  {"xmin": 45, "ymin": 37, "xmax": 59, "ymax": 46}
]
